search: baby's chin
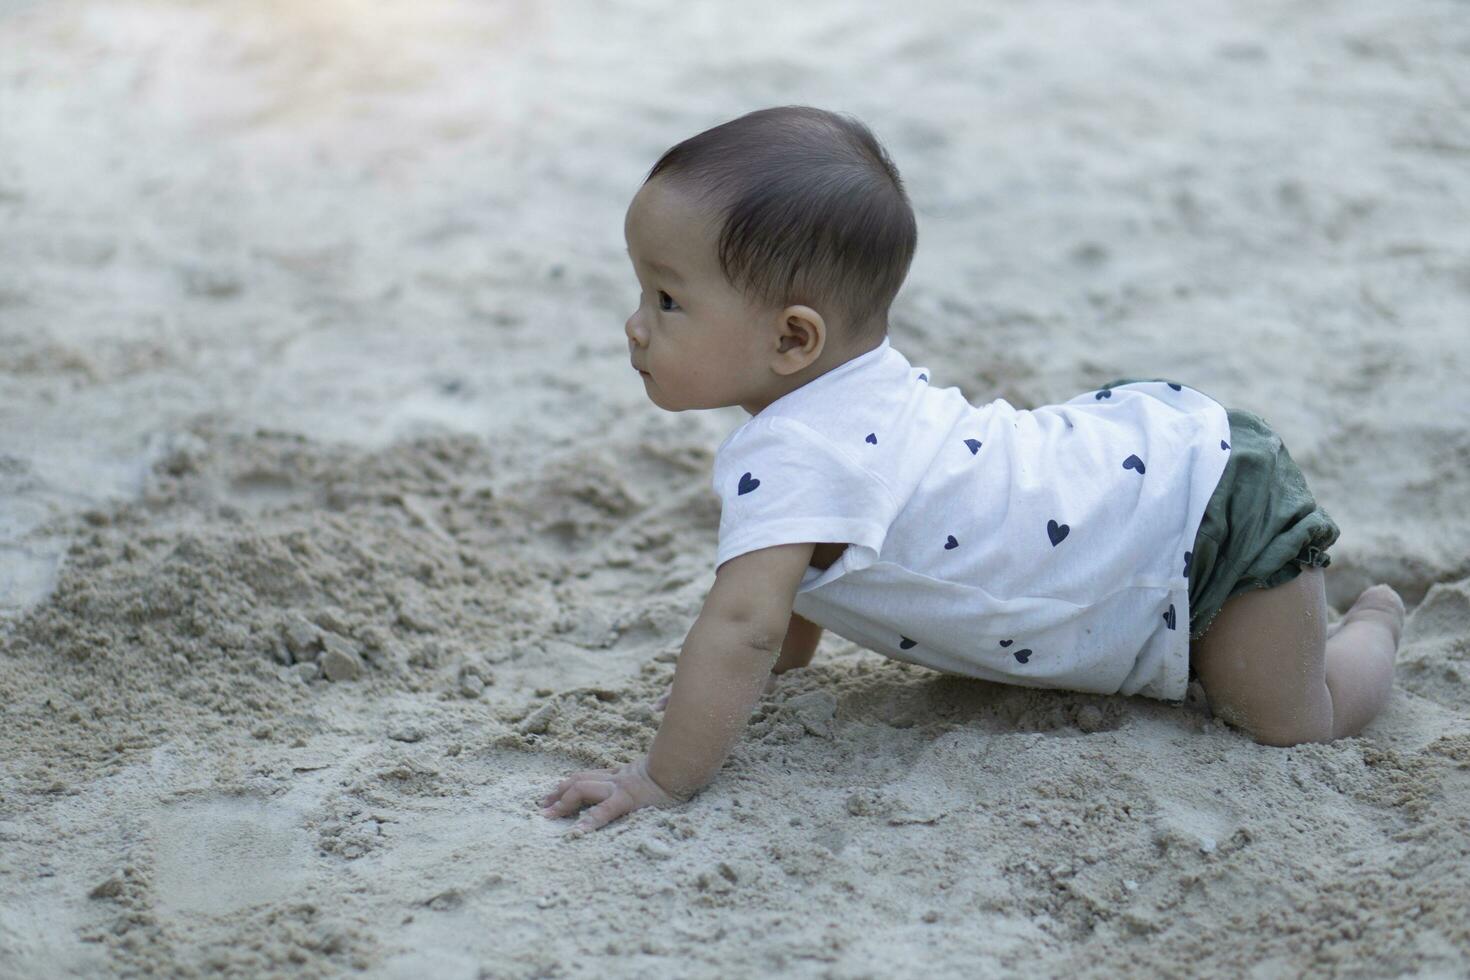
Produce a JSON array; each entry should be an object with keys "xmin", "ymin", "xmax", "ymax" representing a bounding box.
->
[
  {"xmin": 638, "ymin": 378, "xmax": 737, "ymax": 413},
  {"xmin": 643, "ymin": 390, "xmax": 707, "ymax": 414},
  {"xmin": 638, "ymin": 374, "xmax": 674, "ymax": 409}
]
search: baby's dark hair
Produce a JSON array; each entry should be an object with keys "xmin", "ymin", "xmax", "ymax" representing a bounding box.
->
[{"xmin": 643, "ymin": 105, "xmax": 917, "ymax": 349}]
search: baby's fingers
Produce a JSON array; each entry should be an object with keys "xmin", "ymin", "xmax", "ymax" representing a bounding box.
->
[
  {"xmin": 542, "ymin": 779, "xmax": 614, "ymax": 819},
  {"xmin": 570, "ymin": 792, "xmax": 632, "ymax": 836},
  {"xmin": 539, "ymin": 769, "xmax": 612, "ymax": 807}
]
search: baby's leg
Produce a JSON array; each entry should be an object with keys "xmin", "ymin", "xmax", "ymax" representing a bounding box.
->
[{"xmin": 1189, "ymin": 567, "xmax": 1404, "ymax": 746}]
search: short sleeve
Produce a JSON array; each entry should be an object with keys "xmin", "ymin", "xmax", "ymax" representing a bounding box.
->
[{"xmin": 711, "ymin": 416, "xmax": 900, "ymax": 571}]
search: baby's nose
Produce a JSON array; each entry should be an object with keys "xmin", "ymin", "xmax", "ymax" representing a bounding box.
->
[{"xmin": 625, "ymin": 312, "xmax": 647, "ymax": 347}]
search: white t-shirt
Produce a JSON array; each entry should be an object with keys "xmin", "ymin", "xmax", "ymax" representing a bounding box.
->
[{"xmin": 711, "ymin": 336, "xmax": 1232, "ymax": 702}]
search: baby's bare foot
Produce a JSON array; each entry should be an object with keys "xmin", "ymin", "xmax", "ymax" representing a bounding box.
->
[{"xmin": 1327, "ymin": 584, "xmax": 1405, "ymax": 646}]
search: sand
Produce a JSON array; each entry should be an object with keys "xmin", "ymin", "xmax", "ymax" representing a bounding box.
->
[{"xmin": 2, "ymin": 0, "xmax": 1468, "ymax": 976}]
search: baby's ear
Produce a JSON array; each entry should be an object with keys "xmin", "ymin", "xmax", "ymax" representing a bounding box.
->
[{"xmin": 771, "ymin": 305, "xmax": 825, "ymax": 376}]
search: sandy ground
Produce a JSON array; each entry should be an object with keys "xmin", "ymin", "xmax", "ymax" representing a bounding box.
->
[{"xmin": 2, "ymin": 0, "xmax": 1469, "ymax": 976}]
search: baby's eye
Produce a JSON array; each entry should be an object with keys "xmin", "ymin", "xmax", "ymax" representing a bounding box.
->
[{"xmin": 657, "ymin": 290, "xmax": 680, "ymax": 313}]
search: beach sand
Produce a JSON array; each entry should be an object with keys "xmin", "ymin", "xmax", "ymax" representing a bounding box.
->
[{"xmin": 2, "ymin": 0, "xmax": 1468, "ymax": 976}]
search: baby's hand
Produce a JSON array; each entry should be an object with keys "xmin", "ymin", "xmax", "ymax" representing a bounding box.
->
[
  {"xmin": 652, "ymin": 670, "xmax": 778, "ymax": 712},
  {"xmin": 538, "ymin": 755, "xmax": 683, "ymax": 835}
]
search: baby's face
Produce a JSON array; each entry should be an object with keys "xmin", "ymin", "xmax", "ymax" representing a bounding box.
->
[{"xmin": 623, "ymin": 179, "xmax": 792, "ymax": 415}]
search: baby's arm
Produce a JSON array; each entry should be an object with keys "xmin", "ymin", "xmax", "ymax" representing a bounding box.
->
[
  {"xmin": 646, "ymin": 543, "xmax": 815, "ymax": 798},
  {"xmin": 773, "ymin": 612, "xmax": 822, "ymax": 674},
  {"xmin": 539, "ymin": 543, "xmax": 814, "ymax": 832},
  {"xmin": 651, "ymin": 610, "xmax": 821, "ymax": 710}
]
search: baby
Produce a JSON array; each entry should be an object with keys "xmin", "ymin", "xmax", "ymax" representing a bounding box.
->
[{"xmin": 539, "ymin": 106, "xmax": 1406, "ymax": 835}]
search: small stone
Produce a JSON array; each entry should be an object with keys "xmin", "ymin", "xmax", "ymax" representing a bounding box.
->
[
  {"xmin": 395, "ymin": 600, "xmax": 439, "ymax": 633},
  {"xmin": 426, "ymin": 888, "xmax": 463, "ymax": 912},
  {"xmin": 89, "ymin": 875, "xmax": 125, "ymax": 900},
  {"xmin": 458, "ymin": 673, "xmax": 484, "ymax": 699},
  {"xmin": 921, "ymin": 910, "xmax": 940, "ymax": 923},
  {"xmin": 787, "ymin": 691, "xmax": 837, "ymax": 738},
  {"xmin": 517, "ymin": 702, "xmax": 557, "ymax": 735},
  {"xmin": 321, "ymin": 632, "xmax": 359, "ymax": 659},
  {"xmin": 388, "ymin": 726, "xmax": 423, "ymax": 743},
  {"xmin": 293, "ymin": 661, "xmax": 320, "ymax": 683},
  {"xmin": 313, "ymin": 607, "xmax": 353, "ymax": 635},
  {"xmin": 321, "ymin": 640, "xmax": 364, "ymax": 682},
  {"xmin": 283, "ymin": 615, "xmax": 324, "ymax": 659},
  {"xmin": 845, "ymin": 789, "xmax": 885, "ymax": 816},
  {"xmin": 1124, "ymin": 879, "xmax": 1139, "ymax": 892},
  {"xmin": 1199, "ymin": 837, "xmax": 1217, "ymax": 854},
  {"xmin": 1076, "ymin": 705, "xmax": 1105, "ymax": 732},
  {"xmin": 637, "ymin": 840, "xmax": 673, "ymax": 861},
  {"xmin": 357, "ymin": 626, "xmax": 390, "ymax": 652}
]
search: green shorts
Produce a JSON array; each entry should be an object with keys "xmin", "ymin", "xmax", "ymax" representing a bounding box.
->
[{"xmin": 1100, "ymin": 379, "xmax": 1340, "ymax": 641}]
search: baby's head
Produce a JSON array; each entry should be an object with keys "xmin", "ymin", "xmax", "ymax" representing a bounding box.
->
[{"xmin": 623, "ymin": 106, "xmax": 917, "ymax": 415}]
